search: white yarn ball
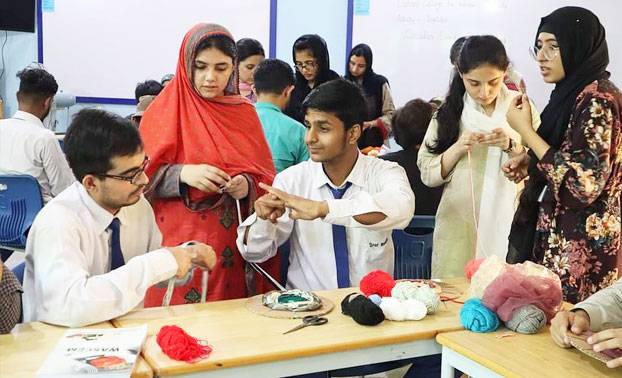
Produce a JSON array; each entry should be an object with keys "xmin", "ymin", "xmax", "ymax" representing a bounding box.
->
[
  {"xmin": 391, "ymin": 281, "xmax": 419, "ymax": 301},
  {"xmin": 379, "ymin": 297, "xmax": 407, "ymax": 321},
  {"xmin": 404, "ymin": 299, "xmax": 427, "ymax": 320},
  {"xmin": 412, "ymin": 285, "xmax": 441, "ymax": 314}
]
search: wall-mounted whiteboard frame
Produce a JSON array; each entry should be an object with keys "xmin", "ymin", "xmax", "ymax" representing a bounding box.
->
[{"xmin": 37, "ymin": 0, "xmax": 277, "ymax": 104}]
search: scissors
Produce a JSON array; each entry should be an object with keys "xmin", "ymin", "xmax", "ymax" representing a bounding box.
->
[{"xmin": 282, "ymin": 315, "xmax": 328, "ymax": 335}]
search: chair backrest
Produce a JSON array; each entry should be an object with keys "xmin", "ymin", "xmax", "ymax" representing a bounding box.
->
[
  {"xmin": 0, "ymin": 175, "xmax": 43, "ymax": 249},
  {"xmin": 12, "ymin": 261, "xmax": 25, "ymax": 285},
  {"xmin": 393, "ymin": 215, "xmax": 435, "ymax": 280}
]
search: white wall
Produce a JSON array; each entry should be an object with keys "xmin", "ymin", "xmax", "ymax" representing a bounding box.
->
[
  {"xmin": 0, "ymin": 0, "xmax": 350, "ymax": 132},
  {"xmin": 2, "ymin": 1, "xmax": 621, "ymax": 132}
]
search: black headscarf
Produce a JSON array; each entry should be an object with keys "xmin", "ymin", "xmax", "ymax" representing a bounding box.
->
[
  {"xmin": 345, "ymin": 44, "xmax": 389, "ymax": 117},
  {"xmin": 284, "ymin": 34, "xmax": 340, "ymax": 122},
  {"xmin": 507, "ymin": 6, "xmax": 610, "ymax": 263}
]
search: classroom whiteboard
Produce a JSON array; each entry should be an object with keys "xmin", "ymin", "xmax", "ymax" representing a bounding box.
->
[
  {"xmin": 40, "ymin": 0, "xmax": 273, "ymax": 102},
  {"xmin": 352, "ymin": 0, "xmax": 622, "ymax": 109}
]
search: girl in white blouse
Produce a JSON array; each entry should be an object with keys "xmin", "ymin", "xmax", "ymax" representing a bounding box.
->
[{"xmin": 417, "ymin": 35, "xmax": 540, "ymax": 278}]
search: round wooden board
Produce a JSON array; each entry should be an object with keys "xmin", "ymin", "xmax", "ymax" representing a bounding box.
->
[{"xmin": 246, "ymin": 294, "xmax": 335, "ymax": 319}]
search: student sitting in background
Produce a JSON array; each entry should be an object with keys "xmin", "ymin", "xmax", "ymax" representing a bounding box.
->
[
  {"xmin": 551, "ymin": 278, "xmax": 622, "ymax": 368},
  {"xmin": 161, "ymin": 74, "xmax": 174, "ymax": 87},
  {"xmin": 134, "ymin": 80, "xmax": 162, "ymax": 102},
  {"xmin": 23, "ymin": 109, "xmax": 216, "ymax": 327},
  {"xmin": 131, "ymin": 80, "xmax": 163, "ymax": 122},
  {"xmin": 284, "ymin": 34, "xmax": 340, "ymax": 122},
  {"xmin": 0, "ymin": 67, "xmax": 75, "ymax": 204},
  {"xmin": 236, "ymin": 38, "xmax": 265, "ymax": 102},
  {"xmin": 382, "ymin": 99, "xmax": 443, "ymax": 216},
  {"xmin": 0, "ymin": 262, "xmax": 21, "ymax": 334},
  {"xmin": 253, "ymin": 59, "xmax": 309, "ymax": 173},
  {"xmin": 131, "ymin": 95, "xmax": 156, "ymax": 127}
]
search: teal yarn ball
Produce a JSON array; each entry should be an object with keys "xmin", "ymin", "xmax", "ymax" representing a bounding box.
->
[{"xmin": 460, "ymin": 298, "xmax": 500, "ymax": 333}]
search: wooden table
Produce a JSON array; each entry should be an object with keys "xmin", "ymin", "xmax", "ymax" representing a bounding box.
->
[
  {"xmin": 0, "ymin": 321, "xmax": 153, "ymax": 378},
  {"xmin": 436, "ymin": 328, "xmax": 622, "ymax": 378},
  {"xmin": 112, "ymin": 279, "xmax": 468, "ymax": 377}
]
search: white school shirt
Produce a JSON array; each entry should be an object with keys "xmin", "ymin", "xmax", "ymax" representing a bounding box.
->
[
  {"xmin": 0, "ymin": 111, "xmax": 75, "ymax": 203},
  {"xmin": 237, "ymin": 153, "xmax": 415, "ymax": 291},
  {"xmin": 22, "ymin": 182, "xmax": 178, "ymax": 327}
]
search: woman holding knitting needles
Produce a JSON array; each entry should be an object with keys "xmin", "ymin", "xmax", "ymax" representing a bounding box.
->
[
  {"xmin": 417, "ymin": 35, "xmax": 541, "ymax": 279},
  {"xmin": 505, "ymin": 6, "xmax": 622, "ymax": 304}
]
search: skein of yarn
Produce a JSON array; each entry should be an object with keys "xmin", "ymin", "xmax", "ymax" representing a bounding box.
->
[
  {"xmin": 360, "ymin": 270, "xmax": 396, "ymax": 297},
  {"xmin": 379, "ymin": 297, "xmax": 407, "ymax": 321},
  {"xmin": 341, "ymin": 293, "xmax": 385, "ymax": 326},
  {"xmin": 379, "ymin": 297, "xmax": 427, "ymax": 321},
  {"xmin": 404, "ymin": 299, "xmax": 428, "ymax": 320},
  {"xmin": 369, "ymin": 294, "xmax": 382, "ymax": 306},
  {"xmin": 460, "ymin": 298, "xmax": 499, "ymax": 333},
  {"xmin": 391, "ymin": 281, "xmax": 441, "ymax": 314},
  {"xmin": 156, "ymin": 325, "xmax": 212, "ymax": 362},
  {"xmin": 391, "ymin": 281, "xmax": 418, "ymax": 300},
  {"xmin": 505, "ymin": 305, "xmax": 546, "ymax": 334},
  {"xmin": 464, "ymin": 258, "xmax": 485, "ymax": 280}
]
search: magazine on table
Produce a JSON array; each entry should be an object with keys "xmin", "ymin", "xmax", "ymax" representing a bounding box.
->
[{"xmin": 37, "ymin": 325, "xmax": 147, "ymax": 377}]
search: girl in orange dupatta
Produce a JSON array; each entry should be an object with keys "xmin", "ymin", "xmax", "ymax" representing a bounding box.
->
[{"xmin": 140, "ymin": 23, "xmax": 279, "ymax": 305}]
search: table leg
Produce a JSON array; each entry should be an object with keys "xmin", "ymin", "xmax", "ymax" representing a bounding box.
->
[{"xmin": 440, "ymin": 346, "xmax": 455, "ymax": 378}]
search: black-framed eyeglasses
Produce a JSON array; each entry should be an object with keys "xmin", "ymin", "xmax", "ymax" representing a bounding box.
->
[
  {"xmin": 294, "ymin": 60, "xmax": 317, "ymax": 71},
  {"xmin": 95, "ymin": 156, "xmax": 149, "ymax": 185}
]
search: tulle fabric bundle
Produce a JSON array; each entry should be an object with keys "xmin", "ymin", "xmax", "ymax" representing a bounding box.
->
[
  {"xmin": 469, "ymin": 255, "xmax": 561, "ymax": 299},
  {"xmin": 481, "ymin": 266, "xmax": 562, "ymax": 322}
]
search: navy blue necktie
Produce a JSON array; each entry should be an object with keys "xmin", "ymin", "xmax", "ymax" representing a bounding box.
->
[
  {"xmin": 327, "ymin": 182, "xmax": 352, "ymax": 288},
  {"xmin": 108, "ymin": 218, "xmax": 125, "ymax": 270}
]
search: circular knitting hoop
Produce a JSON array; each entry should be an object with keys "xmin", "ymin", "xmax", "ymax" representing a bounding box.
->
[{"xmin": 245, "ymin": 294, "xmax": 335, "ymax": 319}]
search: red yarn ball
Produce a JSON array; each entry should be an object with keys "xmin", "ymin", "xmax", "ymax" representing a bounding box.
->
[
  {"xmin": 464, "ymin": 258, "xmax": 485, "ymax": 280},
  {"xmin": 359, "ymin": 270, "xmax": 395, "ymax": 297},
  {"xmin": 157, "ymin": 325, "xmax": 212, "ymax": 362}
]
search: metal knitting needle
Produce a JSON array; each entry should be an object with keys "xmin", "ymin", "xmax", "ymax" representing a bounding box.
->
[
  {"xmin": 249, "ymin": 262, "xmax": 286, "ymax": 291},
  {"xmin": 236, "ymin": 199, "xmax": 287, "ymax": 292}
]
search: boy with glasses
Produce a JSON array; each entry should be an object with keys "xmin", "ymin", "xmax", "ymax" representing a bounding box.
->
[{"xmin": 23, "ymin": 109, "xmax": 217, "ymax": 327}]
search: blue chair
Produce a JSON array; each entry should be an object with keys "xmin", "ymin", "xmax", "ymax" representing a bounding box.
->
[
  {"xmin": 392, "ymin": 215, "xmax": 435, "ymax": 280},
  {"xmin": 12, "ymin": 261, "xmax": 25, "ymax": 285},
  {"xmin": 0, "ymin": 175, "xmax": 43, "ymax": 252}
]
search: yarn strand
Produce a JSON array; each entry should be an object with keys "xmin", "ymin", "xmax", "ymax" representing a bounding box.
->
[{"xmin": 467, "ymin": 149, "xmax": 490, "ymax": 258}]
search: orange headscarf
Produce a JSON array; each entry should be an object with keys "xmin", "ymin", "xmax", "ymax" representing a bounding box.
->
[
  {"xmin": 141, "ymin": 23, "xmax": 275, "ymax": 206},
  {"xmin": 140, "ymin": 24, "xmax": 278, "ymax": 303}
]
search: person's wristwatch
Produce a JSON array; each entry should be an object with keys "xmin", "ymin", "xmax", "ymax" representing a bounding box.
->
[{"xmin": 503, "ymin": 138, "xmax": 516, "ymax": 153}]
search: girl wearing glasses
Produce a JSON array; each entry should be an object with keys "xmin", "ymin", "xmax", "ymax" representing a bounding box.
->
[
  {"xmin": 138, "ymin": 24, "xmax": 279, "ymax": 305},
  {"xmin": 345, "ymin": 43, "xmax": 396, "ymax": 150},
  {"xmin": 284, "ymin": 34, "xmax": 340, "ymax": 122},
  {"xmin": 417, "ymin": 35, "xmax": 540, "ymax": 279},
  {"xmin": 506, "ymin": 7, "xmax": 622, "ymax": 303}
]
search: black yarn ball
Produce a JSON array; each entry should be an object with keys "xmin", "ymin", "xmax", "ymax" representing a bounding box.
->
[{"xmin": 341, "ymin": 293, "xmax": 385, "ymax": 326}]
